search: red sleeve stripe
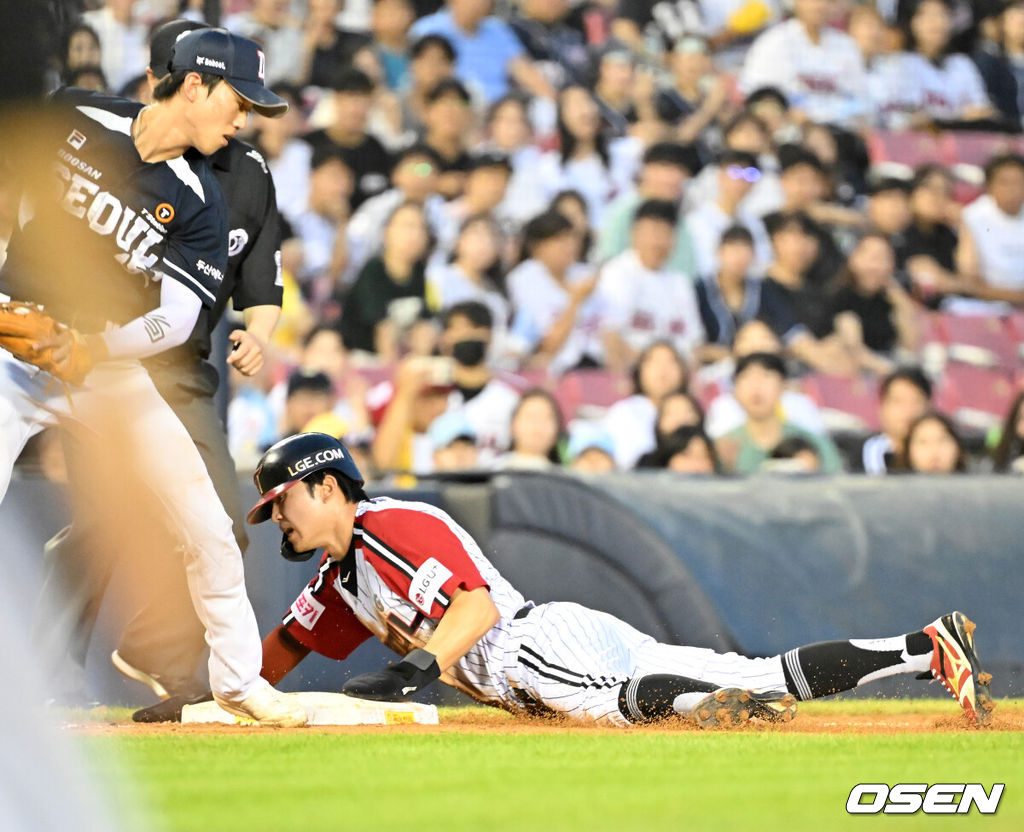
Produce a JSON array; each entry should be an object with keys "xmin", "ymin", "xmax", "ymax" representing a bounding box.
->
[{"xmin": 358, "ymin": 527, "xmax": 452, "ymax": 608}]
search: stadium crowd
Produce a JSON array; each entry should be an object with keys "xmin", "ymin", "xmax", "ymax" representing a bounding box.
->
[{"xmin": 7, "ymin": 0, "xmax": 1024, "ymax": 480}]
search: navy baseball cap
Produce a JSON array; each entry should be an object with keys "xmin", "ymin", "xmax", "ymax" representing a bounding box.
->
[{"xmin": 169, "ymin": 28, "xmax": 288, "ymax": 117}]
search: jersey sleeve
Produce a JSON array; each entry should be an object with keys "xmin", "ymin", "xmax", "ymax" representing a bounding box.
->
[
  {"xmin": 158, "ymin": 164, "xmax": 228, "ymax": 308},
  {"xmin": 231, "ymin": 158, "xmax": 284, "ymax": 310},
  {"xmin": 282, "ymin": 556, "xmax": 374, "ymax": 660},
  {"xmin": 358, "ymin": 506, "xmax": 490, "ymax": 619}
]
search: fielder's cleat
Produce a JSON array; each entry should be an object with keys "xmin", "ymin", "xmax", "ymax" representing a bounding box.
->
[
  {"xmin": 111, "ymin": 650, "xmax": 169, "ymax": 700},
  {"xmin": 748, "ymin": 690, "xmax": 799, "ymax": 723},
  {"xmin": 690, "ymin": 688, "xmax": 798, "ymax": 729},
  {"xmin": 213, "ymin": 680, "xmax": 307, "ymax": 727},
  {"xmin": 922, "ymin": 611, "xmax": 995, "ymax": 726}
]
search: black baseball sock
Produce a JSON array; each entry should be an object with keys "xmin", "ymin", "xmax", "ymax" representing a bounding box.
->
[
  {"xmin": 781, "ymin": 631, "xmax": 934, "ymax": 701},
  {"xmin": 617, "ymin": 674, "xmax": 718, "ymax": 723}
]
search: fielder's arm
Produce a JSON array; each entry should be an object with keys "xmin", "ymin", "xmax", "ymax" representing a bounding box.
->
[
  {"xmin": 261, "ymin": 624, "xmax": 312, "ymax": 685},
  {"xmin": 421, "ymin": 587, "xmax": 500, "ymax": 673}
]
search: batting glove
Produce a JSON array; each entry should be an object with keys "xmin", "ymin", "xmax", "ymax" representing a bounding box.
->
[{"xmin": 341, "ymin": 648, "xmax": 441, "ymax": 701}]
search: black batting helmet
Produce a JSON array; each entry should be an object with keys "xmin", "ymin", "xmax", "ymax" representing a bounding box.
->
[{"xmin": 246, "ymin": 433, "xmax": 364, "ymax": 525}]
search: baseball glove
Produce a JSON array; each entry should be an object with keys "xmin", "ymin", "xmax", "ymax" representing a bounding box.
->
[{"xmin": 0, "ymin": 301, "xmax": 93, "ymax": 385}]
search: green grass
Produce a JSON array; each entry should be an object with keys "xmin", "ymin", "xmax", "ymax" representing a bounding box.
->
[{"xmin": 81, "ymin": 701, "xmax": 1024, "ymax": 832}]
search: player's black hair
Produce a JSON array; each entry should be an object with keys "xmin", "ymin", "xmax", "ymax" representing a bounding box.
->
[
  {"xmin": 642, "ymin": 141, "xmax": 700, "ymax": 175},
  {"xmin": 519, "ymin": 209, "xmax": 574, "ymax": 261},
  {"xmin": 331, "ymin": 66, "xmax": 375, "ymax": 95},
  {"xmin": 443, "ymin": 300, "xmax": 494, "ymax": 331},
  {"xmin": 745, "ymin": 85, "xmax": 789, "ymax": 111},
  {"xmin": 510, "ymin": 388, "xmax": 566, "ymax": 464},
  {"xmin": 718, "ymin": 149, "xmax": 760, "ymax": 171},
  {"xmin": 983, "ymin": 151, "xmax": 1024, "ymax": 184},
  {"xmin": 769, "ymin": 435, "xmax": 819, "ymax": 461},
  {"xmin": 719, "ymin": 224, "xmax": 754, "ymax": 248},
  {"xmin": 152, "ymin": 68, "xmax": 223, "ymax": 101},
  {"xmin": 392, "ymin": 142, "xmax": 444, "ymax": 172},
  {"xmin": 425, "ymin": 77, "xmax": 471, "ymax": 105},
  {"xmin": 633, "ymin": 199, "xmax": 679, "ymax": 227},
  {"xmin": 734, "ymin": 351, "xmax": 787, "ymax": 381},
  {"xmin": 302, "ymin": 468, "xmax": 369, "ymax": 503},
  {"xmin": 410, "ymin": 34, "xmax": 457, "ymax": 63},
  {"xmin": 880, "ymin": 366, "xmax": 933, "ymax": 402}
]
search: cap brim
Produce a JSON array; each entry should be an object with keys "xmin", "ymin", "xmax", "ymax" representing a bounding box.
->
[
  {"xmin": 246, "ymin": 478, "xmax": 303, "ymax": 524},
  {"xmin": 228, "ymin": 79, "xmax": 289, "ymax": 118}
]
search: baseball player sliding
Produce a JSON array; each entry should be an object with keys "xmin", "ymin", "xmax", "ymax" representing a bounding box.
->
[
  {"xmin": 0, "ymin": 30, "xmax": 303, "ymax": 726},
  {"xmin": 239, "ymin": 433, "xmax": 995, "ymax": 728}
]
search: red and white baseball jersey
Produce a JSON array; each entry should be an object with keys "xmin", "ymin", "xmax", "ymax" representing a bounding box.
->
[{"xmin": 282, "ymin": 496, "xmax": 527, "ymax": 704}]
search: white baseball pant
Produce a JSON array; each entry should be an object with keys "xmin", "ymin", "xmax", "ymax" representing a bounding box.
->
[
  {"xmin": 504, "ymin": 602, "xmax": 788, "ymax": 726},
  {"xmin": 0, "ymin": 349, "xmax": 262, "ymax": 702}
]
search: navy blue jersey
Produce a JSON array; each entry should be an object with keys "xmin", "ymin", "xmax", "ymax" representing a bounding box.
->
[{"xmin": 0, "ymin": 88, "xmax": 227, "ymax": 329}]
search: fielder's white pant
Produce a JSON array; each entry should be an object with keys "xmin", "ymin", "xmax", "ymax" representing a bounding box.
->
[
  {"xmin": 0, "ymin": 350, "xmax": 262, "ymax": 702},
  {"xmin": 504, "ymin": 602, "xmax": 788, "ymax": 727}
]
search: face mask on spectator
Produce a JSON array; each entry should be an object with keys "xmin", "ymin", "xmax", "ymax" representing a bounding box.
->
[{"xmin": 452, "ymin": 338, "xmax": 488, "ymax": 367}]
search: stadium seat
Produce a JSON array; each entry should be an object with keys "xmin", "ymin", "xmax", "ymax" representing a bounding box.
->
[
  {"xmin": 865, "ymin": 130, "xmax": 953, "ymax": 168},
  {"xmin": 1007, "ymin": 312, "xmax": 1024, "ymax": 362},
  {"xmin": 947, "ymin": 132, "xmax": 1024, "ymax": 167},
  {"xmin": 935, "ymin": 364, "xmax": 1017, "ymax": 431},
  {"xmin": 800, "ymin": 374, "xmax": 881, "ymax": 433},
  {"xmin": 554, "ymin": 369, "xmax": 631, "ymax": 421},
  {"xmin": 938, "ymin": 313, "xmax": 1019, "ymax": 370}
]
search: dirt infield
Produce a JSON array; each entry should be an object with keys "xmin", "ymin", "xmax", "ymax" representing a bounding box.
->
[{"xmin": 67, "ymin": 702, "xmax": 1024, "ymax": 737}]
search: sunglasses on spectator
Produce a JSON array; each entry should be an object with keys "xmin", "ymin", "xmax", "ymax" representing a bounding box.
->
[{"xmin": 725, "ymin": 165, "xmax": 762, "ymax": 183}]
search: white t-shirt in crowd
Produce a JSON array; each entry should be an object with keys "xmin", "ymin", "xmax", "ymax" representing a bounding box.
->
[
  {"xmin": 268, "ymin": 139, "xmax": 314, "ymax": 225},
  {"xmin": 740, "ymin": 18, "xmax": 870, "ymax": 126},
  {"xmin": 684, "ymin": 162, "xmax": 785, "ymax": 220},
  {"xmin": 961, "ymin": 194, "xmax": 1024, "ymax": 290},
  {"xmin": 603, "ymin": 394, "xmax": 657, "ymax": 470},
  {"xmin": 426, "ymin": 262, "xmax": 510, "ymax": 325},
  {"xmin": 443, "ymin": 375, "xmax": 522, "ymax": 460},
  {"xmin": 347, "ymin": 189, "xmax": 447, "ymax": 275},
  {"xmin": 705, "ymin": 389, "xmax": 826, "ymax": 439},
  {"xmin": 506, "ymin": 259, "xmax": 605, "ymax": 374},
  {"xmin": 595, "ymin": 250, "xmax": 705, "ymax": 358},
  {"xmin": 890, "ymin": 53, "xmax": 991, "ymax": 123},
  {"xmin": 684, "ymin": 201, "xmax": 773, "ymax": 277},
  {"xmin": 223, "ymin": 12, "xmax": 305, "ymax": 86}
]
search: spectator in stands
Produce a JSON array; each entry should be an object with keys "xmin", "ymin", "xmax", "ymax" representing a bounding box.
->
[
  {"xmin": 597, "ymin": 200, "xmax": 705, "ymax": 372},
  {"xmin": 848, "ymin": 3, "xmax": 905, "ymax": 127},
  {"xmin": 703, "ymin": 320, "xmax": 827, "ymax": 440},
  {"xmin": 400, "ymin": 35, "xmax": 457, "ymax": 135},
  {"xmin": 372, "ymin": 357, "xmax": 455, "ymax": 474},
  {"xmin": 435, "ymin": 152, "xmax": 512, "ymax": 255},
  {"xmin": 830, "ymin": 232, "xmax": 919, "ymax": 375},
  {"xmin": 642, "ymin": 425, "xmax": 718, "ymax": 474},
  {"xmin": 281, "ymin": 370, "xmax": 338, "ymax": 438},
  {"xmin": 339, "ymin": 201, "xmax": 431, "ymax": 360},
  {"xmin": 346, "ymin": 144, "xmax": 446, "ymax": 274},
  {"xmin": 866, "ymin": 177, "xmax": 913, "ymax": 259},
  {"xmin": 485, "ymin": 95, "xmax": 548, "ymax": 225},
  {"xmin": 991, "ymin": 390, "xmax": 1024, "ymax": 474},
  {"xmin": 225, "ymin": 0, "xmax": 305, "ymax": 86},
  {"xmin": 292, "ymin": 147, "xmax": 355, "ymax": 297},
  {"xmin": 537, "ymin": 85, "xmax": 642, "ymax": 226},
  {"xmin": 685, "ymin": 110, "xmax": 784, "ymax": 218},
  {"xmin": 429, "ymin": 412, "xmax": 480, "ymax": 471},
  {"xmin": 739, "ymin": 0, "xmax": 871, "ymax": 128},
  {"xmin": 1001, "ymin": 1, "xmax": 1024, "ymax": 124},
  {"xmin": 65, "ymin": 66, "xmax": 108, "ymax": 92},
  {"xmin": 427, "ymin": 215, "xmax": 509, "ymax": 337},
  {"xmin": 507, "ymin": 210, "xmax": 602, "ymax": 374},
  {"xmin": 550, "ymin": 191, "xmax": 596, "ymax": 263},
  {"xmin": 800, "ymin": 121, "xmax": 867, "ymax": 207},
  {"xmin": 421, "ymin": 79, "xmax": 477, "ymax": 199},
  {"xmin": 900, "ymin": 411, "xmax": 968, "ymax": 474},
  {"xmin": 509, "ymin": 0, "xmax": 595, "ymax": 90},
  {"xmin": 494, "ymin": 389, "xmax": 566, "ymax": 469},
  {"xmin": 655, "ymin": 36, "xmax": 733, "ymax": 145},
  {"xmin": 435, "ymin": 301, "xmax": 520, "ymax": 459},
  {"xmin": 970, "ymin": 1, "xmax": 1021, "ymax": 125},
  {"xmin": 686, "ymin": 149, "xmax": 772, "ymax": 277},
  {"xmin": 301, "ymin": 0, "xmax": 373, "ymax": 89},
  {"xmin": 81, "ymin": 0, "xmax": 147, "ymax": 92},
  {"xmin": 371, "ymin": 0, "xmax": 416, "ymax": 91},
  {"xmin": 593, "ymin": 46, "xmax": 640, "ymax": 140},
  {"xmin": 857, "ymin": 367, "xmax": 933, "ymax": 475},
  {"xmin": 604, "ymin": 341, "xmax": 689, "ymax": 470},
  {"xmin": 410, "ymin": 0, "xmax": 555, "ymax": 104},
  {"xmin": 253, "ymin": 83, "xmax": 309, "ymax": 224},
  {"xmin": 304, "ymin": 68, "xmax": 393, "ymax": 210},
  {"xmin": 903, "ymin": 164, "xmax": 961, "ymax": 304},
  {"xmin": 893, "ymin": 0, "xmax": 999, "ymax": 130},
  {"xmin": 636, "ymin": 391, "xmax": 707, "ymax": 469},
  {"xmin": 716, "ymin": 352, "xmax": 843, "ymax": 474},
  {"xmin": 956, "ymin": 152, "xmax": 1024, "ymax": 306},
  {"xmin": 61, "ymin": 21, "xmax": 102, "ymax": 76},
  {"xmin": 744, "ymin": 86, "xmax": 801, "ymax": 147},
  {"xmin": 349, "ymin": 42, "xmax": 408, "ymax": 152},
  {"xmin": 597, "ymin": 141, "xmax": 698, "ymax": 276},
  {"xmin": 764, "ymin": 435, "xmax": 822, "ymax": 473},
  {"xmin": 567, "ymin": 424, "xmax": 617, "ymax": 473},
  {"xmin": 760, "ymin": 213, "xmax": 857, "ymax": 376}
]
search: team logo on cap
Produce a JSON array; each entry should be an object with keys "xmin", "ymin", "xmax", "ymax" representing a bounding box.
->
[
  {"xmin": 257, "ymin": 49, "xmax": 266, "ymax": 82},
  {"xmin": 155, "ymin": 203, "xmax": 175, "ymax": 223}
]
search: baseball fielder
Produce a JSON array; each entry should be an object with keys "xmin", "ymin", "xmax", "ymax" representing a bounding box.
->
[
  {"xmin": 0, "ymin": 29, "xmax": 303, "ymax": 725},
  {"xmin": 246, "ymin": 433, "xmax": 994, "ymax": 728}
]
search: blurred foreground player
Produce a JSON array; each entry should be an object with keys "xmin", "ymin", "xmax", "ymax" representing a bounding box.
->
[
  {"xmin": 0, "ymin": 29, "xmax": 304, "ymax": 725},
  {"xmin": 239, "ymin": 433, "xmax": 994, "ymax": 728},
  {"xmin": 36, "ymin": 19, "xmax": 286, "ymax": 708}
]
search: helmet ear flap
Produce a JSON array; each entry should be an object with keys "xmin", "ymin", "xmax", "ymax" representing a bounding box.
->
[{"xmin": 280, "ymin": 533, "xmax": 316, "ymax": 562}]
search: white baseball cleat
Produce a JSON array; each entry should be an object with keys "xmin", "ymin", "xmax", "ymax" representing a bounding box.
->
[{"xmin": 213, "ymin": 680, "xmax": 307, "ymax": 727}]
